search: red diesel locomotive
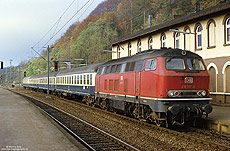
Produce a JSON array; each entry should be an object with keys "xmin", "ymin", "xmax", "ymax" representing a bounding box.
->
[{"xmin": 95, "ymin": 48, "xmax": 212, "ymax": 126}]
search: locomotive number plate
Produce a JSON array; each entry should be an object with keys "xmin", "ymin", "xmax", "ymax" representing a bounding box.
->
[{"xmin": 184, "ymin": 77, "xmax": 193, "ymax": 84}]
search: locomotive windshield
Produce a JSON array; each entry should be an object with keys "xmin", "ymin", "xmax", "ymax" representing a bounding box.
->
[
  {"xmin": 166, "ymin": 58, "xmax": 205, "ymax": 71},
  {"xmin": 166, "ymin": 58, "xmax": 185, "ymax": 70},
  {"xmin": 187, "ymin": 58, "xmax": 205, "ymax": 71}
]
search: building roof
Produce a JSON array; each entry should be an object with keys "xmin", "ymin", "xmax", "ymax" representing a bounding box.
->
[
  {"xmin": 101, "ymin": 48, "xmax": 202, "ymax": 66},
  {"xmin": 112, "ymin": 1, "xmax": 230, "ymax": 46}
]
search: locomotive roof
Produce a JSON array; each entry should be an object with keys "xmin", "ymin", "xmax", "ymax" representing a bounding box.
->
[
  {"xmin": 57, "ymin": 63, "xmax": 103, "ymax": 76},
  {"xmin": 101, "ymin": 48, "xmax": 202, "ymax": 66}
]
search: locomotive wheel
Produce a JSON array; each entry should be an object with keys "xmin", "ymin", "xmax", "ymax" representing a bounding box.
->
[
  {"xmin": 150, "ymin": 112, "xmax": 167, "ymax": 127},
  {"xmin": 131, "ymin": 106, "xmax": 139, "ymax": 119},
  {"xmin": 100, "ymin": 99, "xmax": 109, "ymax": 110}
]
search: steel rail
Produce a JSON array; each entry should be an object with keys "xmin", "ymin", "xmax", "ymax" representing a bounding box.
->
[
  {"xmin": 10, "ymin": 89, "xmax": 230, "ymax": 150},
  {"xmin": 16, "ymin": 92, "xmax": 140, "ymax": 151}
]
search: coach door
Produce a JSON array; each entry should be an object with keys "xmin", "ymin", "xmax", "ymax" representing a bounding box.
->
[{"xmin": 96, "ymin": 75, "xmax": 100, "ymax": 92}]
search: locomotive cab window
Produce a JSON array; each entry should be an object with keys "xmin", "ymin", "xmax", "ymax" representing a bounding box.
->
[
  {"xmin": 111, "ymin": 65, "xmax": 116, "ymax": 73},
  {"xmin": 134, "ymin": 60, "xmax": 144, "ymax": 72},
  {"xmin": 120, "ymin": 63, "xmax": 126, "ymax": 73},
  {"xmin": 115, "ymin": 64, "xmax": 122, "ymax": 73},
  {"xmin": 105, "ymin": 66, "xmax": 111, "ymax": 74},
  {"xmin": 166, "ymin": 58, "xmax": 185, "ymax": 70},
  {"xmin": 145, "ymin": 59, "xmax": 157, "ymax": 71},
  {"xmin": 187, "ymin": 58, "xmax": 205, "ymax": 71}
]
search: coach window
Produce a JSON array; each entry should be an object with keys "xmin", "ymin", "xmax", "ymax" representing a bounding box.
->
[
  {"xmin": 75, "ymin": 76, "xmax": 77, "ymax": 84},
  {"xmin": 145, "ymin": 59, "xmax": 157, "ymax": 71},
  {"xmin": 77, "ymin": 75, "xmax": 79, "ymax": 84},
  {"xmin": 80, "ymin": 75, "xmax": 82, "ymax": 84},
  {"xmin": 90, "ymin": 74, "xmax": 92, "ymax": 85},
  {"xmin": 207, "ymin": 19, "xmax": 216, "ymax": 48},
  {"xmin": 87, "ymin": 74, "xmax": 89, "ymax": 85},
  {"xmin": 84, "ymin": 75, "xmax": 86, "ymax": 84},
  {"xmin": 72, "ymin": 76, "xmax": 74, "ymax": 84}
]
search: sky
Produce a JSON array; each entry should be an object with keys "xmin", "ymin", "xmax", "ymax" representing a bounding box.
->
[{"xmin": 0, "ymin": 0, "xmax": 104, "ymax": 67}]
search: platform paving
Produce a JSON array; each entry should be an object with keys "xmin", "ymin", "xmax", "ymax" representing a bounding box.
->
[
  {"xmin": 203, "ymin": 104, "xmax": 230, "ymax": 134},
  {"xmin": 209, "ymin": 105, "xmax": 230, "ymax": 123},
  {"xmin": 0, "ymin": 88, "xmax": 87, "ymax": 151}
]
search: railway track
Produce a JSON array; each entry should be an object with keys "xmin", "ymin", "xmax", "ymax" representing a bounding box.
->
[
  {"xmin": 11, "ymin": 89, "xmax": 230, "ymax": 151},
  {"xmin": 16, "ymin": 92, "xmax": 140, "ymax": 151}
]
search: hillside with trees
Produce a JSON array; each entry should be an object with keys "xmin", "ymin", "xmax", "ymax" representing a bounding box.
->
[{"xmin": 23, "ymin": 0, "xmax": 227, "ymax": 77}]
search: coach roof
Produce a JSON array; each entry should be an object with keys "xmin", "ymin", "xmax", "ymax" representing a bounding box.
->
[{"xmin": 57, "ymin": 63, "xmax": 103, "ymax": 76}]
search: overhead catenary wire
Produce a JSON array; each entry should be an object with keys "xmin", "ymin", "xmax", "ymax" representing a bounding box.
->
[
  {"xmin": 37, "ymin": 0, "xmax": 92, "ymax": 53},
  {"xmin": 51, "ymin": 0, "xmax": 96, "ymax": 61},
  {"xmin": 32, "ymin": 0, "xmax": 76, "ymax": 49}
]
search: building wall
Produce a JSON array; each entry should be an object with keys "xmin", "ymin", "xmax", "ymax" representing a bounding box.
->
[{"xmin": 112, "ymin": 12, "xmax": 230, "ymax": 104}]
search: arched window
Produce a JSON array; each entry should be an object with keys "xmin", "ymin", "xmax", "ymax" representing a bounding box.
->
[
  {"xmin": 207, "ymin": 19, "xmax": 216, "ymax": 48},
  {"xmin": 175, "ymin": 32, "xmax": 180, "ymax": 49},
  {"xmin": 148, "ymin": 37, "xmax": 153, "ymax": 49},
  {"xmin": 128, "ymin": 42, "xmax": 132, "ymax": 56},
  {"xmin": 222, "ymin": 61, "xmax": 230, "ymax": 93},
  {"xmin": 195, "ymin": 24, "xmax": 202, "ymax": 50},
  {"xmin": 208, "ymin": 67, "xmax": 217, "ymax": 92},
  {"xmin": 161, "ymin": 33, "xmax": 166, "ymax": 47},
  {"xmin": 226, "ymin": 18, "xmax": 230, "ymax": 44},
  {"xmin": 225, "ymin": 65, "xmax": 230, "ymax": 93},
  {"xmin": 117, "ymin": 46, "xmax": 121, "ymax": 59},
  {"xmin": 137, "ymin": 40, "xmax": 141, "ymax": 52},
  {"xmin": 184, "ymin": 26, "xmax": 191, "ymax": 51}
]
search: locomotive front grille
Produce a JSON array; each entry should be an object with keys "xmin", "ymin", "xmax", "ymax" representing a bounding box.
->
[{"xmin": 180, "ymin": 91, "xmax": 197, "ymax": 96}]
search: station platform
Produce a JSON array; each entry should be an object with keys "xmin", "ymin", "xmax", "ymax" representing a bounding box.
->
[
  {"xmin": 0, "ymin": 88, "xmax": 87, "ymax": 151},
  {"xmin": 204, "ymin": 105, "xmax": 230, "ymax": 134}
]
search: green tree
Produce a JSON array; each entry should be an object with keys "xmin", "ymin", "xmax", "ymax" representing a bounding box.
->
[{"xmin": 70, "ymin": 19, "xmax": 118, "ymax": 65}]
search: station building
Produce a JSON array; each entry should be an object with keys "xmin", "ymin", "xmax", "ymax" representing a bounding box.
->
[{"xmin": 111, "ymin": 2, "xmax": 230, "ymax": 104}]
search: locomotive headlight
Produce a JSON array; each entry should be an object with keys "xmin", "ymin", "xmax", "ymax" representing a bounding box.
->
[
  {"xmin": 167, "ymin": 91, "xmax": 174, "ymax": 97},
  {"xmin": 201, "ymin": 90, "xmax": 206, "ymax": 96}
]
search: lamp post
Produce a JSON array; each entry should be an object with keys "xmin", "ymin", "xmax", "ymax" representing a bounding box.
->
[{"xmin": 74, "ymin": 59, "xmax": 88, "ymax": 66}]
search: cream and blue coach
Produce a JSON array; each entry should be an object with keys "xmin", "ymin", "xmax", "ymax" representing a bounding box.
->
[
  {"xmin": 55, "ymin": 63, "xmax": 102, "ymax": 96},
  {"xmin": 23, "ymin": 63, "xmax": 102, "ymax": 97}
]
